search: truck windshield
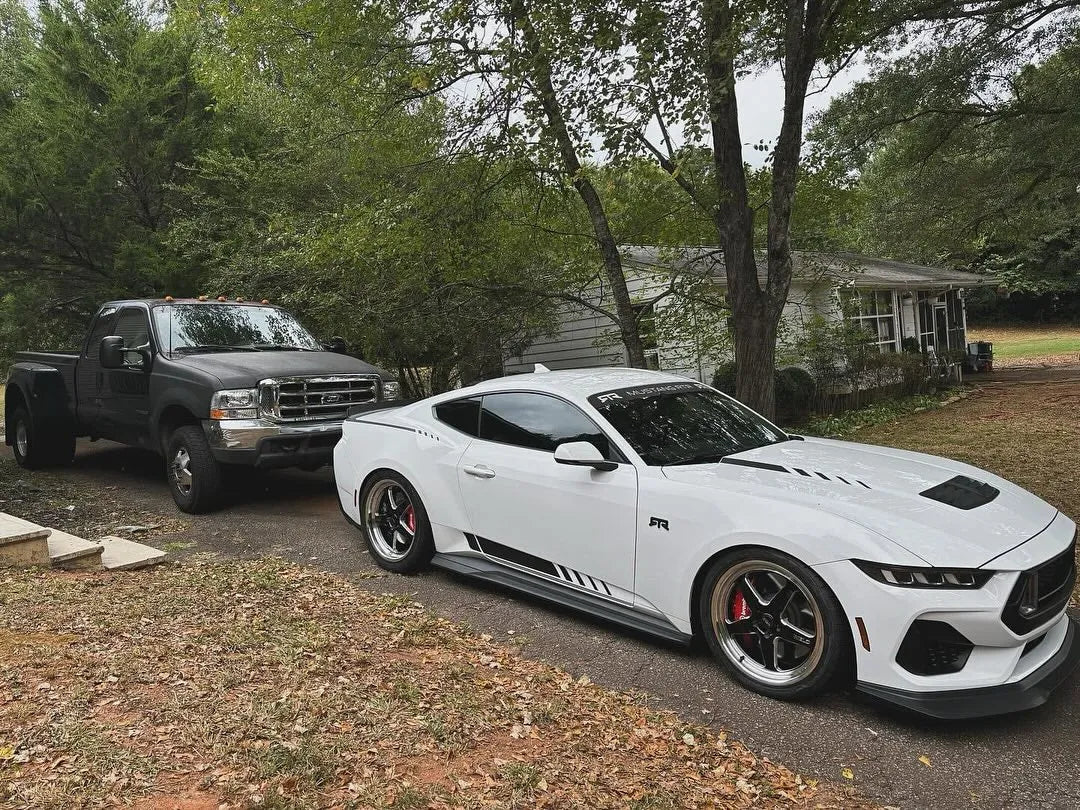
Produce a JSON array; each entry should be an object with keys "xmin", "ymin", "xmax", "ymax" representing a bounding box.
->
[
  {"xmin": 589, "ymin": 383, "xmax": 789, "ymax": 466},
  {"xmin": 153, "ymin": 305, "xmax": 322, "ymax": 356}
]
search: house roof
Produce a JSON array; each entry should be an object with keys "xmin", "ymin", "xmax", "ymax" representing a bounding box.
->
[{"xmin": 620, "ymin": 246, "xmax": 990, "ymax": 291}]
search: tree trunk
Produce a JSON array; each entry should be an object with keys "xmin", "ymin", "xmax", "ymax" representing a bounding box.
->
[
  {"xmin": 702, "ymin": 0, "xmax": 778, "ymax": 415},
  {"xmin": 733, "ymin": 302, "xmax": 779, "ymax": 419},
  {"xmin": 511, "ymin": 0, "xmax": 646, "ymax": 367}
]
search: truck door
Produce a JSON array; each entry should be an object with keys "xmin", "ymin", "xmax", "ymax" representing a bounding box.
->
[
  {"xmin": 98, "ymin": 306, "xmax": 154, "ymax": 446},
  {"xmin": 75, "ymin": 306, "xmax": 118, "ymax": 433}
]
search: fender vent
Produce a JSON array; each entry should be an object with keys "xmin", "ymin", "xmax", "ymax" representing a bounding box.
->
[{"xmin": 920, "ymin": 475, "xmax": 999, "ymax": 510}]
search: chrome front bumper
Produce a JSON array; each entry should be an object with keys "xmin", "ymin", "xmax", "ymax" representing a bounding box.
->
[{"xmin": 203, "ymin": 418, "xmax": 344, "ymax": 469}]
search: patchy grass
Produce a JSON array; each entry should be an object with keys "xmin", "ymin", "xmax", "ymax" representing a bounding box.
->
[
  {"xmin": 800, "ymin": 389, "xmax": 966, "ymax": 439},
  {"xmin": 855, "ymin": 378, "xmax": 1080, "ymax": 602},
  {"xmin": 0, "ymin": 456, "xmax": 186, "ymax": 541},
  {"xmin": 0, "ymin": 558, "xmax": 861, "ymax": 809},
  {"xmin": 968, "ymin": 324, "xmax": 1080, "ymax": 365}
]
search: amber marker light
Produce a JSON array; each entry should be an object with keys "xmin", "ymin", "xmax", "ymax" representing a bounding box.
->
[
  {"xmin": 198, "ymin": 295, "xmax": 207, "ymax": 302},
  {"xmin": 217, "ymin": 296, "xmax": 227, "ymax": 302},
  {"xmin": 164, "ymin": 295, "xmax": 174, "ymax": 302}
]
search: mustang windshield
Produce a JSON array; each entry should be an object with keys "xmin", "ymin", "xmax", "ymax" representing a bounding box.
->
[
  {"xmin": 590, "ymin": 382, "xmax": 788, "ymax": 466},
  {"xmin": 153, "ymin": 305, "xmax": 322, "ymax": 356}
]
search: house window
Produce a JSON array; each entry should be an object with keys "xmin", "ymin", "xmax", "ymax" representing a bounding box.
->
[
  {"xmin": 846, "ymin": 290, "xmax": 898, "ymax": 352},
  {"xmin": 633, "ymin": 302, "xmax": 661, "ymax": 370}
]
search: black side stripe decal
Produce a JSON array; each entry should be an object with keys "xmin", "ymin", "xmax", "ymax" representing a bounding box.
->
[
  {"xmin": 795, "ymin": 468, "xmax": 812, "ymax": 477},
  {"xmin": 469, "ymin": 534, "xmax": 559, "ymax": 577},
  {"xmin": 720, "ymin": 457, "xmax": 789, "ymax": 473}
]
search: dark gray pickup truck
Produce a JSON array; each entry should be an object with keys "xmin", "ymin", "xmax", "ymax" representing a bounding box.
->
[{"xmin": 4, "ymin": 298, "xmax": 400, "ymax": 513}]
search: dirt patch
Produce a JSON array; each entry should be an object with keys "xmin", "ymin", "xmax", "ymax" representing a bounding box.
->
[
  {"xmin": 0, "ymin": 456, "xmax": 186, "ymax": 541},
  {"xmin": 0, "ymin": 559, "xmax": 864, "ymax": 809}
]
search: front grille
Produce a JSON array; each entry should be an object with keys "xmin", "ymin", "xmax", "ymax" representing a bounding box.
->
[
  {"xmin": 1002, "ymin": 534, "xmax": 1077, "ymax": 635},
  {"xmin": 259, "ymin": 375, "xmax": 379, "ymax": 422},
  {"xmin": 896, "ymin": 620, "xmax": 973, "ymax": 676}
]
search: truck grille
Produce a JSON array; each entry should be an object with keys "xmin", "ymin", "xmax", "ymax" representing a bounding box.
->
[
  {"xmin": 1002, "ymin": 533, "xmax": 1077, "ymax": 635},
  {"xmin": 259, "ymin": 375, "xmax": 380, "ymax": 422}
]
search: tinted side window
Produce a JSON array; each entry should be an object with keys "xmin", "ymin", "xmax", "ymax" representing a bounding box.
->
[
  {"xmin": 434, "ymin": 398, "xmax": 481, "ymax": 437},
  {"xmin": 84, "ymin": 307, "xmax": 117, "ymax": 359},
  {"xmin": 112, "ymin": 308, "xmax": 151, "ymax": 349},
  {"xmin": 479, "ymin": 393, "xmax": 610, "ymax": 456}
]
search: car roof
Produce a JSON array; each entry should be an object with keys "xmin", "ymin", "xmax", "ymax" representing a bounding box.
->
[{"xmin": 458, "ymin": 367, "xmax": 697, "ymax": 399}]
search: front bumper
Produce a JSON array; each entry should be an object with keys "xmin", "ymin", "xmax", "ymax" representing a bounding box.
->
[
  {"xmin": 814, "ymin": 513, "xmax": 1078, "ymax": 718},
  {"xmin": 858, "ymin": 617, "xmax": 1080, "ymax": 719},
  {"xmin": 203, "ymin": 418, "xmax": 343, "ymax": 470}
]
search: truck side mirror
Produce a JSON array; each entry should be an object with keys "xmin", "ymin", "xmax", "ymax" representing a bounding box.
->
[
  {"xmin": 100, "ymin": 336, "xmax": 125, "ymax": 369},
  {"xmin": 100, "ymin": 336, "xmax": 151, "ymax": 371},
  {"xmin": 323, "ymin": 336, "xmax": 348, "ymax": 354}
]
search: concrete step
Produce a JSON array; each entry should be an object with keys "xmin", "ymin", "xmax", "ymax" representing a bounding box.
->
[
  {"xmin": 96, "ymin": 535, "xmax": 167, "ymax": 571},
  {"xmin": 0, "ymin": 513, "xmax": 51, "ymax": 567},
  {"xmin": 46, "ymin": 529, "xmax": 104, "ymax": 571}
]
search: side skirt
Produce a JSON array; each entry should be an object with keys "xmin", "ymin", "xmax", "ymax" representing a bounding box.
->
[{"xmin": 431, "ymin": 552, "xmax": 692, "ymax": 646}]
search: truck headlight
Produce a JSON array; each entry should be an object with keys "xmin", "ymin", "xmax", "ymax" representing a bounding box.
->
[
  {"xmin": 853, "ymin": 560, "xmax": 993, "ymax": 589},
  {"xmin": 210, "ymin": 388, "xmax": 259, "ymax": 420},
  {"xmin": 381, "ymin": 381, "xmax": 401, "ymax": 401}
]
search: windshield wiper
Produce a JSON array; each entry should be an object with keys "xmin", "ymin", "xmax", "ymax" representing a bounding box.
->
[
  {"xmin": 663, "ymin": 452, "xmax": 730, "ymax": 466},
  {"xmin": 248, "ymin": 343, "xmax": 315, "ymax": 352},
  {"xmin": 172, "ymin": 344, "xmax": 255, "ymax": 355}
]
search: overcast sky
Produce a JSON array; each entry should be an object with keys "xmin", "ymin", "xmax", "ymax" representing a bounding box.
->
[{"xmin": 737, "ymin": 63, "xmax": 867, "ymax": 166}]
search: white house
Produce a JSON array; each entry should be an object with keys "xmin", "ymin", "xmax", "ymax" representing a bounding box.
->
[{"xmin": 504, "ymin": 246, "xmax": 990, "ymax": 384}]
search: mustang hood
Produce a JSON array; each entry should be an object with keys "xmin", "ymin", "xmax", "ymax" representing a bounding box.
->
[
  {"xmin": 662, "ymin": 437, "xmax": 1058, "ymax": 569},
  {"xmin": 176, "ymin": 351, "xmax": 389, "ymax": 389}
]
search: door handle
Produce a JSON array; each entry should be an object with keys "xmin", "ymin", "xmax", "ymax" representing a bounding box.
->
[{"xmin": 463, "ymin": 464, "xmax": 496, "ymax": 479}]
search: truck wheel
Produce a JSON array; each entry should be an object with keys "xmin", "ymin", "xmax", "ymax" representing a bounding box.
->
[
  {"xmin": 167, "ymin": 426, "xmax": 225, "ymax": 514},
  {"xmin": 11, "ymin": 406, "xmax": 76, "ymax": 469}
]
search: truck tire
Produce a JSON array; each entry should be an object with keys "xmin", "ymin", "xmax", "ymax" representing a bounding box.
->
[
  {"xmin": 10, "ymin": 406, "xmax": 76, "ymax": 469},
  {"xmin": 167, "ymin": 425, "xmax": 225, "ymax": 514}
]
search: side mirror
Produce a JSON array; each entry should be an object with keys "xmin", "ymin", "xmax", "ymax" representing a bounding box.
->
[
  {"xmin": 100, "ymin": 336, "xmax": 150, "ymax": 371},
  {"xmin": 323, "ymin": 336, "xmax": 349, "ymax": 354},
  {"xmin": 100, "ymin": 336, "xmax": 125, "ymax": 369},
  {"xmin": 554, "ymin": 441, "xmax": 618, "ymax": 472}
]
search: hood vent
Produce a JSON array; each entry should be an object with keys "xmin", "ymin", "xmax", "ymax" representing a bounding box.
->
[{"xmin": 920, "ymin": 475, "xmax": 999, "ymax": 510}]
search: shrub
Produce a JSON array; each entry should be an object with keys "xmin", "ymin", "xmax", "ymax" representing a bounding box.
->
[
  {"xmin": 711, "ymin": 361, "xmax": 738, "ymax": 395},
  {"xmin": 775, "ymin": 366, "xmax": 815, "ymax": 424}
]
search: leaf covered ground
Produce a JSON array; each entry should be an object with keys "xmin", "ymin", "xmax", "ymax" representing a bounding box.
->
[{"xmin": 0, "ymin": 558, "xmax": 859, "ymax": 810}]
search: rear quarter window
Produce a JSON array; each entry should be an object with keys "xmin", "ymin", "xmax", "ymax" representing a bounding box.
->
[{"xmin": 434, "ymin": 397, "xmax": 481, "ymax": 436}]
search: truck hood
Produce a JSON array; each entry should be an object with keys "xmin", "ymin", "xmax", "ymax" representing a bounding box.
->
[
  {"xmin": 174, "ymin": 351, "xmax": 391, "ymax": 388},
  {"xmin": 662, "ymin": 436, "xmax": 1058, "ymax": 569}
]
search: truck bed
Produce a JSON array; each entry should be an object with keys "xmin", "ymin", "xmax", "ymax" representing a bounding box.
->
[{"xmin": 14, "ymin": 351, "xmax": 80, "ymax": 365}]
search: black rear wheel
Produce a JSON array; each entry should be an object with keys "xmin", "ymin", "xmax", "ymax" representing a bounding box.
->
[
  {"xmin": 358, "ymin": 470, "xmax": 434, "ymax": 573},
  {"xmin": 167, "ymin": 425, "xmax": 225, "ymax": 513},
  {"xmin": 10, "ymin": 406, "xmax": 75, "ymax": 469}
]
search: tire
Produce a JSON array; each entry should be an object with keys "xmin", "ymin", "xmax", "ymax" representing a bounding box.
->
[
  {"xmin": 10, "ymin": 406, "xmax": 76, "ymax": 470},
  {"xmin": 357, "ymin": 470, "xmax": 435, "ymax": 574},
  {"xmin": 698, "ymin": 547, "xmax": 851, "ymax": 700},
  {"xmin": 166, "ymin": 425, "xmax": 225, "ymax": 514}
]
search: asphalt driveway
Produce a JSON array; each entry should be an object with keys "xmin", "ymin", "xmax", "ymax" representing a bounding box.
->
[{"xmin": 4, "ymin": 438, "xmax": 1080, "ymax": 809}]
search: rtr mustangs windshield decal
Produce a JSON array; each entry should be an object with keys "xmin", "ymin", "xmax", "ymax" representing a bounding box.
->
[{"xmin": 588, "ymin": 381, "xmax": 708, "ymax": 407}]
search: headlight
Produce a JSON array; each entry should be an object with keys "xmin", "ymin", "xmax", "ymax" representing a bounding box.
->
[
  {"xmin": 381, "ymin": 380, "xmax": 401, "ymax": 401},
  {"xmin": 852, "ymin": 559, "xmax": 993, "ymax": 589},
  {"xmin": 210, "ymin": 388, "xmax": 259, "ymax": 420}
]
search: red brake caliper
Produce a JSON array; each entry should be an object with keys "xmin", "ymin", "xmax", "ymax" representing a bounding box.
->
[
  {"xmin": 732, "ymin": 590, "xmax": 752, "ymax": 647},
  {"xmin": 403, "ymin": 505, "xmax": 416, "ymax": 534}
]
